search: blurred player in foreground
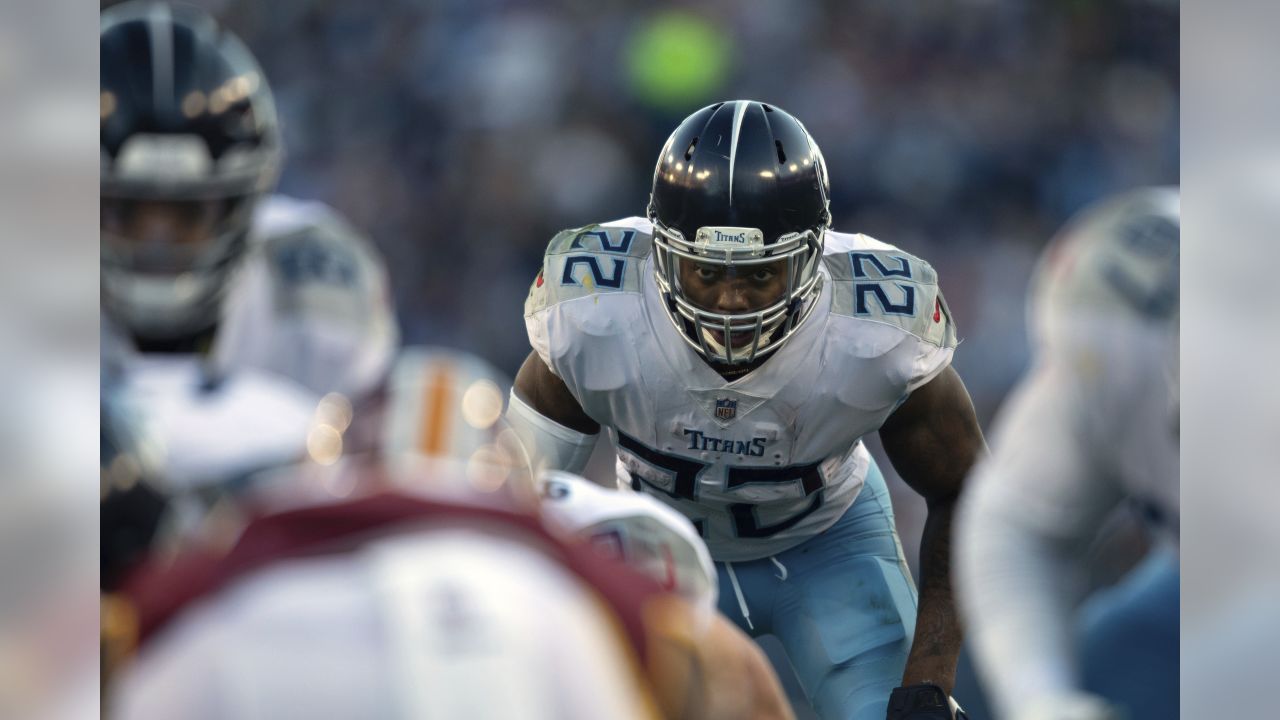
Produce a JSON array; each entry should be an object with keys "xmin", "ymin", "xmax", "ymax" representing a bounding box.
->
[
  {"xmin": 511, "ymin": 100, "xmax": 983, "ymax": 719},
  {"xmin": 956, "ymin": 188, "xmax": 1179, "ymax": 720},
  {"xmin": 106, "ymin": 348, "xmax": 792, "ymax": 720}
]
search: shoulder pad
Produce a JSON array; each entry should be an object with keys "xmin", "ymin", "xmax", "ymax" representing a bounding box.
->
[
  {"xmin": 214, "ymin": 198, "xmax": 398, "ymax": 399},
  {"xmin": 525, "ymin": 218, "xmax": 653, "ymax": 316},
  {"xmin": 823, "ymin": 233, "xmax": 957, "ymax": 349},
  {"xmin": 256, "ymin": 205, "xmax": 377, "ymax": 293}
]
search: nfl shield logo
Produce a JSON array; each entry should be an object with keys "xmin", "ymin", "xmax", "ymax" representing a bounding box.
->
[{"xmin": 714, "ymin": 398, "xmax": 738, "ymax": 421}]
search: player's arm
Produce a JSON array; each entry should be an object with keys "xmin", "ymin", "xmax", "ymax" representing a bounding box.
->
[
  {"xmin": 508, "ymin": 350, "xmax": 600, "ymax": 474},
  {"xmin": 877, "ymin": 365, "xmax": 987, "ymax": 697},
  {"xmin": 954, "ymin": 363, "xmax": 1125, "ymax": 720},
  {"xmin": 645, "ymin": 595, "xmax": 795, "ymax": 720}
]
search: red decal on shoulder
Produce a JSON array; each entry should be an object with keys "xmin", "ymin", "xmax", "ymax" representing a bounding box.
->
[
  {"xmin": 535, "ymin": 270, "xmax": 544, "ymax": 288},
  {"xmin": 933, "ymin": 298, "xmax": 942, "ymax": 323}
]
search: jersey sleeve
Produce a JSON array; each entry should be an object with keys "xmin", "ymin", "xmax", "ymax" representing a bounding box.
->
[
  {"xmin": 825, "ymin": 239, "xmax": 959, "ymax": 392},
  {"xmin": 524, "ymin": 220, "xmax": 652, "ymax": 379},
  {"xmin": 906, "ymin": 283, "xmax": 958, "ymax": 391},
  {"xmin": 967, "ymin": 360, "xmax": 1124, "ymax": 540}
]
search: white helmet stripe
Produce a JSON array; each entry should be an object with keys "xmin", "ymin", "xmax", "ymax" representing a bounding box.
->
[
  {"xmin": 148, "ymin": 2, "xmax": 175, "ymax": 112},
  {"xmin": 727, "ymin": 100, "xmax": 749, "ymax": 206}
]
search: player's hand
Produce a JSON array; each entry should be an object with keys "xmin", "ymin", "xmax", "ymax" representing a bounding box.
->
[
  {"xmin": 885, "ymin": 683, "xmax": 968, "ymax": 719},
  {"xmin": 1022, "ymin": 692, "xmax": 1122, "ymax": 720}
]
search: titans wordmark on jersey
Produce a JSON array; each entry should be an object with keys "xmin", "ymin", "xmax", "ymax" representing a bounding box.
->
[{"xmin": 526, "ymin": 217, "xmax": 956, "ymax": 561}]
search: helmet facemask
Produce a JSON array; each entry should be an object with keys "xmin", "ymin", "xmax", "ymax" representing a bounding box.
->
[
  {"xmin": 101, "ymin": 191, "xmax": 260, "ymax": 340},
  {"xmin": 651, "ymin": 219, "xmax": 825, "ymax": 365}
]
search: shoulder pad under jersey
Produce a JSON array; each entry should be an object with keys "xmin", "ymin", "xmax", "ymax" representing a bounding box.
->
[
  {"xmin": 212, "ymin": 195, "xmax": 398, "ymax": 399},
  {"xmin": 822, "ymin": 231, "xmax": 958, "ymax": 350},
  {"xmin": 524, "ymin": 217, "xmax": 653, "ymax": 317},
  {"xmin": 253, "ymin": 196, "xmax": 383, "ymax": 304}
]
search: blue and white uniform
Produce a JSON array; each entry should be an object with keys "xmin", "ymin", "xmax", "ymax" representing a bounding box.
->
[
  {"xmin": 103, "ymin": 195, "xmax": 398, "ymax": 508},
  {"xmin": 524, "ymin": 216, "xmax": 959, "ymax": 719}
]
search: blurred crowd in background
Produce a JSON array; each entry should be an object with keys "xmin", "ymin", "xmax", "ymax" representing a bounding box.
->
[{"xmin": 184, "ymin": 0, "xmax": 1178, "ymax": 427}]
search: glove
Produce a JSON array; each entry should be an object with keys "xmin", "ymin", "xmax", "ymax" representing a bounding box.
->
[{"xmin": 886, "ymin": 683, "xmax": 969, "ymax": 719}]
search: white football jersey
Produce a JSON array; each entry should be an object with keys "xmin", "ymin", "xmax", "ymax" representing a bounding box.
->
[
  {"xmin": 109, "ymin": 359, "xmax": 318, "ymax": 494},
  {"xmin": 538, "ymin": 471, "xmax": 718, "ymax": 612},
  {"xmin": 525, "ymin": 217, "xmax": 956, "ymax": 561},
  {"xmin": 210, "ymin": 195, "xmax": 398, "ymax": 400},
  {"xmin": 102, "ymin": 195, "xmax": 398, "ymax": 537},
  {"xmin": 110, "ymin": 527, "xmax": 657, "ymax": 720},
  {"xmin": 103, "ymin": 194, "xmax": 399, "ymax": 403}
]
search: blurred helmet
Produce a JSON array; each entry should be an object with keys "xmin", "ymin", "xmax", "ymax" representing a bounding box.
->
[
  {"xmin": 648, "ymin": 100, "xmax": 830, "ymax": 364},
  {"xmin": 380, "ymin": 347, "xmax": 535, "ymax": 506},
  {"xmin": 1030, "ymin": 187, "xmax": 1180, "ymax": 344},
  {"xmin": 1030, "ymin": 186, "xmax": 1180, "ymax": 423},
  {"xmin": 100, "ymin": 1, "xmax": 282, "ymax": 342}
]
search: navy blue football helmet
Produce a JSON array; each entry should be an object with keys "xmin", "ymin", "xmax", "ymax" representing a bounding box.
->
[
  {"xmin": 648, "ymin": 101, "xmax": 831, "ymax": 364},
  {"xmin": 101, "ymin": 1, "xmax": 282, "ymax": 342}
]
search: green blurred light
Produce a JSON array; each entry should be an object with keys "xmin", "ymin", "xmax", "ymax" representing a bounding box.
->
[{"xmin": 625, "ymin": 11, "xmax": 731, "ymax": 110}]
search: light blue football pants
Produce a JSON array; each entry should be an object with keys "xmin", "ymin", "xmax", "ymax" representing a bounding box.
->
[{"xmin": 715, "ymin": 460, "xmax": 917, "ymax": 720}]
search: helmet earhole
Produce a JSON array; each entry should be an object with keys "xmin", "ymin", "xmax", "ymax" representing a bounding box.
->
[{"xmin": 775, "ymin": 141, "xmax": 786, "ymax": 164}]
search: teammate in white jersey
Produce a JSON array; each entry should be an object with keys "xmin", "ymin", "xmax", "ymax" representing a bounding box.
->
[
  {"xmin": 509, "ymin": 101, "xmax": 986, "ymax": 719},
  {"xmin": 100, "ymin": 2, "xmax": 397, "ymax": 587},
  {"xmin": 100, "ymin": 1, "xmax": 396, "ymax": 398},
  {"xmin": 956, "ymin": 188, "xmax": 1179, "ymax": 720}
]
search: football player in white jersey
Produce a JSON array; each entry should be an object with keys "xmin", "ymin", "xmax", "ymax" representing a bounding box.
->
[
  {"xmin": 100, "ymin": 1, "xmax": 397, "ymax": 400},
  {"xmin": 956, "ymin": 188, "xmax": 1179, "ymax": 720},
  {"xmin": 99, "ymin": 1, "xmax": 397, "ymax": 586},
  {"xmin": 508, "ymin": 101, "xmax": 986, "ymax": 720}
]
